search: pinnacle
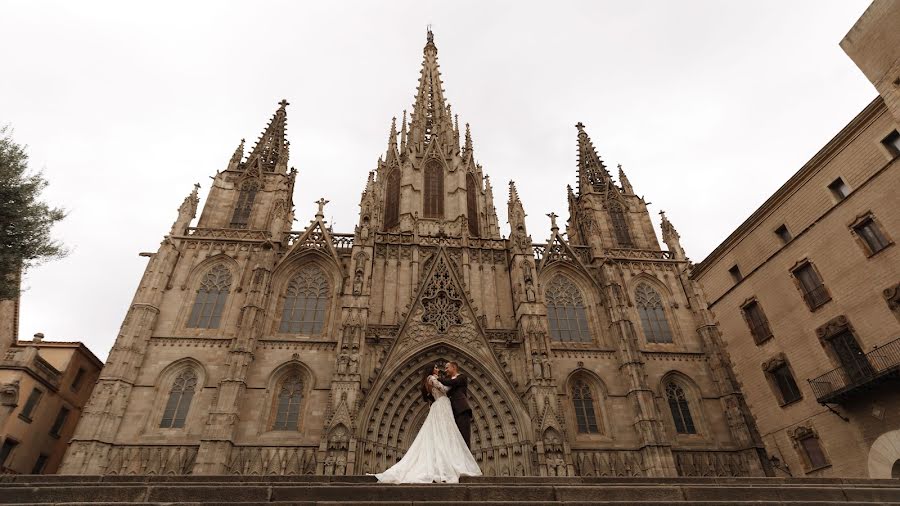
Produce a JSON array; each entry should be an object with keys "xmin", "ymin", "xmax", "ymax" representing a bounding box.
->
[{"xmin": 246, "ymin": 100, "xmax": 290, "ymax": 173}]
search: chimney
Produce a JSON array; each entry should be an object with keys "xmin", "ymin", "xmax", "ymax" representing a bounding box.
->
[{"xmin": 32, "ymin": 332, "xmax": 44, "ymax": 343}]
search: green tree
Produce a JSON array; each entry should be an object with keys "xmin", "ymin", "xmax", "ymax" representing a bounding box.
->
[{"xmin": 0, "ymin": 125, "xmax": 67, "ymax": 299}]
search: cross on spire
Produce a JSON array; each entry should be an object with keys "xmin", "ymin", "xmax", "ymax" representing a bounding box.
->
[
  {"xmin": 278, "ymin": 99, "xmax": 290, "ymax": 108},
  {"xmin": 315, "ymin": 198, "xmax": 330, "ymax": 218},
  {"xmin": 547, "ymin": 212, "xmax": 559, "ymax": 231}
]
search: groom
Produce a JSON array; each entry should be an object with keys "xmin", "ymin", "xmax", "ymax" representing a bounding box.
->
[{"xmin": 439, "ymin": 361, "xmax": 473, "ymax": 449}]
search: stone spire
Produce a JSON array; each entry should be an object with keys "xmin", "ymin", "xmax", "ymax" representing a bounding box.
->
[
  {"xmin": 228, "ymin": 139, "xmax": 245, "ymax": 171},
  {"xmin": 660, "ymin": 211, "xmax": 686, "ymax": 260},
  {"xmin": 245, "ymin": 99, "xmax": 290, "ymax": 173},
  {"xmin": 407, "ymin": 29, "xmax": 455, "ymax": 149},
  {"xmin": 399, "ymin": 110, "xmax": 408, "ymax": 154},
  {"xmin": 618, "ymin": 164, "xmax": 634, "ymax": 194},
  {"xmin": 575, "ymin": 122, "xmax": 615, "ymax": 196},
  {"xmin": 385, "ymin": 116, "xmax": 400, "ymax": 165},
  {"xmin": 508, "ymin": 180, "xmax": 527, "ymax": 232},
  {"xmin": 170, "ymin": 183, "xmax": 200, "ymax": 235}
]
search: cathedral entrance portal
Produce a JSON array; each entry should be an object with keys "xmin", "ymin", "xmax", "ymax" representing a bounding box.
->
[{"xmin": 356, "ymin": 344, "xmax": 533, "ymax": 477}]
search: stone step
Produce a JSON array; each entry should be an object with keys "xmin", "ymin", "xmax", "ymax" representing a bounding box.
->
[{"xmin": 0, "ymin": 477, "xmax": 898, "ymax": 504}]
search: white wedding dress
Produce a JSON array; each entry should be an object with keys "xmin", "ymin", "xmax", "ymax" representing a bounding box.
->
[{"xmin": 373, "ymin": 375, "xmax": 482, "ymax": 483}]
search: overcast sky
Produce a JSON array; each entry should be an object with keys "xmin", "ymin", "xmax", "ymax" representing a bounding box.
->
[{"xmin": 2, "ymin": 1, "xmax": 875, "ymax": 360}]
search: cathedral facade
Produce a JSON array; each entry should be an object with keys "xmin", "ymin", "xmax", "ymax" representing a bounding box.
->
[{"xmin": 61, "ymin": 31, "xmax": 770, "ymax": 478}]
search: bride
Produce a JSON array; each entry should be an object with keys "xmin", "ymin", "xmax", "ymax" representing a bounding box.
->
[{"xmin": 373, "ymin": 364, "xmax": 482, "ymax": 483}]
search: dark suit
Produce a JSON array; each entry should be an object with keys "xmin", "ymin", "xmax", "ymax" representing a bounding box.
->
[{"xmin": 439, "ymin": 374, "xmax": 473, "ymax": 448}]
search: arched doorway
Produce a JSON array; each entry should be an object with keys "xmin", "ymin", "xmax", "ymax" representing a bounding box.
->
[
  {"xmin": 868, "ymin": 430, "xmax": 900, "ymax": 478},
  {"xmin": 356, "ymin": 343, "xmax": 533, "ymax": 476}
]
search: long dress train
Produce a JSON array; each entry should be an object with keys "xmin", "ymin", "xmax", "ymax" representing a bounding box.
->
[{"xmin": 373, "ymin": 375, "xmax": 482, "ymax": 483}]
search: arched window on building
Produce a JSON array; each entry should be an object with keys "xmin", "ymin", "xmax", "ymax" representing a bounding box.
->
[
  {"xmin": 272, "ymin": 374, "xmax": 304, "ymax": 430},
  {"xmin": 608, "ymin": 201, "xmax": 633, "ymax": 248},
  {"xmin": 160, "ymin": 369, "xmax": 197, "ymax": 429},
  {"xmin": 279, "ymin": 265, "xmax": 330, "ymax": 335},
  {"xmin": 384, "ymin": 169, "xmax": 400, "ymax": 229},
  {"xmin": 466, "ymin": 173, "xmax": 479, "ymax": 237},
  {"xmin": 665, "ymin": 381, "xmax": 696, "ymax": 434},
  {"xmin": 635, "ymin": 283, "xmax": 673, "ymax": 343},
  {"xmin": 187, "ymin": 264, "xmax": 232, "ymax": 329},
  {"xmin": 230, "ymin": 180, "xmax": 259, "ymax": 228},
  {"xmin": 423, "ymin": 160, "xmax": 444, "ymax": 218},
  {"xmin": 571, "ymin": 379, "xmax": 602, "ymax": 434},
  {"xmin": 545, "ymin": 275, "xmax": 591, "ymax": 342}
]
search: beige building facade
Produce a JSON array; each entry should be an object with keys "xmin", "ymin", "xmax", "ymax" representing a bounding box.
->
[
  {"xmin": 691, "ymin": 2, "xmax": 900, "ymax": 479},
  {"xmin": 61, "ymin": 30, "xmax": 769, "ymax": 478},
  {"xmin": 1, "ymin": 335, "xmax": 103, "ymax": 475}
]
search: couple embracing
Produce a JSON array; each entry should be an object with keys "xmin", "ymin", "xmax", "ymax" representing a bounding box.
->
[{"xmin": 373, "ymin": 361, "xmax": 482, "ymax": 483}]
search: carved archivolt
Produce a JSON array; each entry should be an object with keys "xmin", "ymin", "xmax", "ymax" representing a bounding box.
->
[{"xmin": 357, "ymin": 344, "xmax": 532, "ymax": 477}]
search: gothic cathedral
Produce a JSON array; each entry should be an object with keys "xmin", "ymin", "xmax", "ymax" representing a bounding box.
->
[{"xmin": 61, "ymin": 31, "xmax": 770, "ymax": 478}]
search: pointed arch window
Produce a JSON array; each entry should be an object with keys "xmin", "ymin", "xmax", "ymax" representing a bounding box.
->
[
  {"xmin": 466, "ymin": 173, "xmax": 479, "ymax": 237},
  {"xmin": 272, "ymin": 374, "xmax": 303, "ymax": 430},
  {"xmin": 635, "ymin": 283, "xmax": 673, "ymax": 343},
  {"xmin": 230, "ymin": 180, "xmax": 259, "ymax": 228},
  {"xmin": 160, "ymin": 369, "xmax": 197, "ymax": 429},
  {"xmin": 545, "ymin": 275, "xmax": 591, "ymax": 342},
  {"xmin": 608, "ymin": 202, "xmax": 633, "ymax": 248},
  {"xmin": 572, "ymin": 380, "xmax": 602, "ymax": 434},
  {"xmin": 279, "ymin": 265, "xmax": 330, "ymax": 335},
  {"xmin": 384, "ymin": 169, "xmax": 400, "ymax": 229},
  {"xmin": 423, "ymin": 160, "xmax": 444, "ymax": 218},
  {"xmin": 665, "ymin": 381, "xmax": 696, "ymax": 434},
  {"xmin": 187, "ymin": 265, "xmax": 232, "ymax": 329}
]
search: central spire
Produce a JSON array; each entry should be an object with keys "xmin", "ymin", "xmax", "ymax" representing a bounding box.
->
[
  {"xmin": 408, "ymin": 29, "xmax": 455, "ymax": 148},
  {"xmin": 245, "ymin": 100, "xmax": 290, "ymax": 173}
]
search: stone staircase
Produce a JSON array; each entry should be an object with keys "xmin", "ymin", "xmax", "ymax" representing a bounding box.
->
[{"xmin": 1, "ymin": 475, "xmax": 899, "ymax": 505}]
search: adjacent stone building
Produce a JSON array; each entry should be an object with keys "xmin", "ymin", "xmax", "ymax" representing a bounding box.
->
[
  {"xmin": 1, "ymin": 334, "xmax": 103, "ymax": 475},
  {"xmin": 61, "ymin": 30, "xmax": 769, "ymax": 477},
  {"xmin": 691, "ymin": 1, "xmax": 900, "ymax": 479}
]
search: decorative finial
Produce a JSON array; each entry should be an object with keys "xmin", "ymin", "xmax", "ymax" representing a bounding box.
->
[
  {"xmin": 575, "ymin": 122, "xmax": 585, "ymax": 130},
  {"xmin": 547, "ymin": 212, "xmax": 559, "ymax": 231},
  {"xmin": 278, "ymin": 99, "xmax": 290, "ymax": 109},
  {"xmin": 193, "ymin": 182, "xmax": 201, "ymax": 191},
  {"xmin": 315, "ymin": 197, "xmax": 330, "ymax": 218}
]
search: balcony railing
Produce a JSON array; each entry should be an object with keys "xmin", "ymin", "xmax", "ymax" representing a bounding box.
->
[
  {"xmin": 808, "ymin": 336, "xmax": 900, "ymax": 404},
  {"xmin": 801, "ymin": 285, "xmax": 831, "ymax": 310}
]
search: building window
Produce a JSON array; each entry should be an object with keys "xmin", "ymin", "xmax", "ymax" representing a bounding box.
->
[
  {"xmin": 230, "ymin": 180, "xmax": 259, "ymax": 228},
  {"xmin": 790, "ymin": 426, "xmax": 829, "ymax": 471},
  {"xmin": 49, "ymin": 406, "xmax": 70, "ymax": 437},
  {"xmin": 635, "ymin": 283, "xmax": 673, "ymax": 343},
  {"xmin": 741, "ymin": 299, "xmax": 773, "ymax": 344},
  {"xmin": 728, "ymin": 265, "xmax": 743, "ymax": 283},
  {"xmin": 827, "ymin": 177, "xmax": 850, "ymax": 201},
  {"xmin": 772, "ymin": 363, "xmax": 802, "ymax": 404},
  {"xmin": 791, "ymin": 262, "xmax": 830, "ymax": 310},
  {"xmin": 545, "ymin": 275, "xmax": 591, "ymax": 342},
  {"xmin": 0, "ymin": 438, "xmax": 18, "ymax": 469},
  {"xmin": 762, "ymin": 355, "xmax": 803, "ymax": 406},
  {"xmin": 423, "ymin": 160, "xmax": 444, "ymax": 218},
  {"xmin": 851, "ymin": 215, "xmax": 891, "ymax": 256},
  {"xmin": 272, "ymin": 375, "xmax": 304, "ymax": 430},
  {"xmin": 665, "ymin": 382, "xmax": 696, "ymax": 434},
  {"xmin": 160, "ymin": 369, "xmax": 197, "ymax": 429},
  {"xmin": 882, "ymin": 129, "xmax": 900, "ymax": 158},
  {"xmin": 187, "ymin": 264, "xmax": 232, "ymax": 329},
  {"xmin": 71, "ymin": 367, "xmax": 86, "ymax": 392},
  {"xmin": 384, "ymin": 169, "xmax": 400, "ymax": 229},
  {"xmin": 31, "ymin": 454, "xmax": 49, "ymax": 474},
  {"xmin": 279, "ymin": 265, "xmax": 330, "ymax": 335},
  {"xmin": 775, "ymin": 224, "xmax": 792, "ymax": 244},
  {"xmin": 466, "ymin": 173, "xmax": 479, "ymax": 237},
  {"xmin": 571, "ymin": 380, "xmax": 602, "ymax": 434},
  {"xmin": 18, "ymin": 388, "xmax": 43, "ymax": 422},
  {"xmin": 608, "ymin": 202, "xmax": 633, "ymax": 248}
]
